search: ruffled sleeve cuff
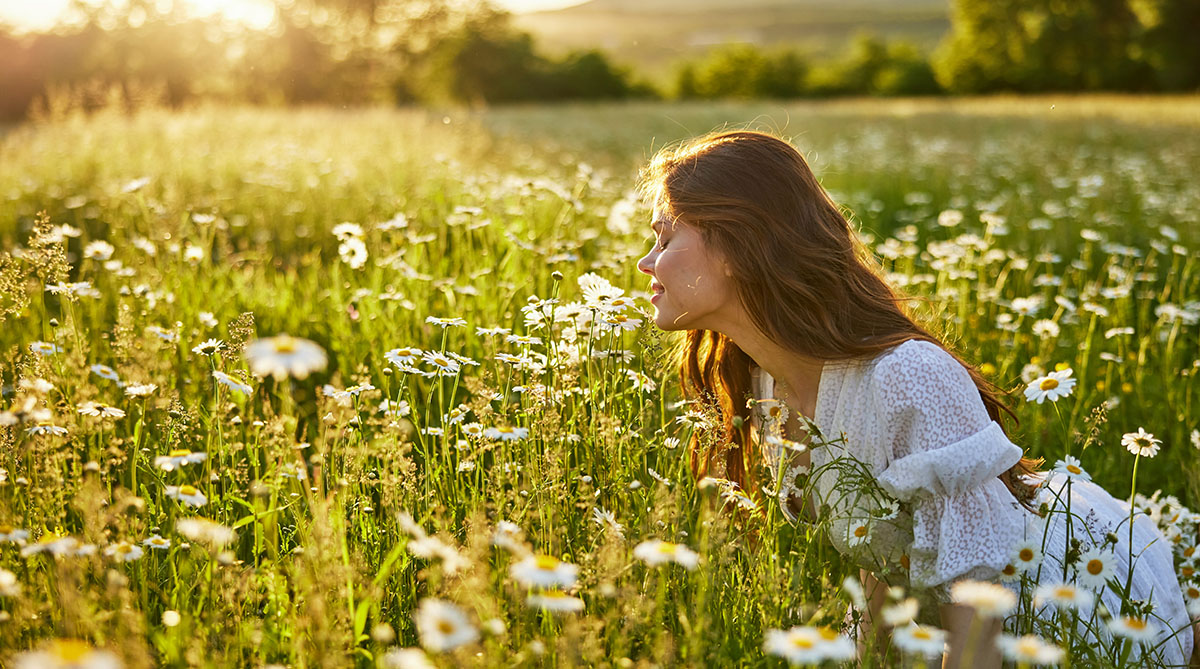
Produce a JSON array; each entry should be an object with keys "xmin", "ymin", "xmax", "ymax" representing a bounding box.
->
[
  {"xmin": 906, "ymin": 477, "xmax": 1027, "ymax": 592},
  {"xmin": 875, "ymin": 421, "xmax": 1023, "ymax": 500}
]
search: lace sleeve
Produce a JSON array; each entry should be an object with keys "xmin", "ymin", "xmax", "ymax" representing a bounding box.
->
[{"xmin": 870, "ymin": 340, "xmax": 1026, "ymax": 594}]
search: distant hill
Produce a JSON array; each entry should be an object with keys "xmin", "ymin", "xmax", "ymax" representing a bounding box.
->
[{"xmin": 511, "ymin": 0, "xmax": 951, "ymax": 82}]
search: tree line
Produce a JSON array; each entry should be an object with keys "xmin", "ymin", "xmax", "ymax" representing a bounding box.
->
[{"xmin": 1, "ymin": 0, "xmax": 1197, "ymax": 121}]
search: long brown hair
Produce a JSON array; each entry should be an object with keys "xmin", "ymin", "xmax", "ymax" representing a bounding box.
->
[{"xmin": 639, "ymin": 130, "xmax": 1041, "ymax": 507}]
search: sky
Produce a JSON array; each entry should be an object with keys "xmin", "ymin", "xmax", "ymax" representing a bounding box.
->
[{"xmin": 0, "ymin": 0, "xmax": 588, "ymax": 32}]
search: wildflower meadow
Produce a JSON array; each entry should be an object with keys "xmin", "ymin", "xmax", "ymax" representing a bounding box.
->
[{"xmin": 1, "ymin": 100, "xmax": 1198, "ymax": 667}]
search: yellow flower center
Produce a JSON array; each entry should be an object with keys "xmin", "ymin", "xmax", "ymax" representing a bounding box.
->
[
  {"xmin": 1087, "ymin": 558, "xmax": 1104, "ymax": 575},
  {"xmin": 1054, "ymin": 586, "xmax": 1075, "ymax": 599},
  {"xmin": 1182, "ymin": 566, "xmax": 1195, "ymax": 578},
  {"xmin": 534, "ymin": 555, "xmax": 559, "ymax": 570},
  {"xmin": 51, "ymin": 640, "xmax": 91, "ymax": 662},
  {"xmin": 1066, "ymin": 464, "xmax": 1082, "ymax": 474},
  {"xmin": 1017, "ymin": 639, "xmax": 1039, "ymax": 655},
  {"xmin": 272, "ymin": 336, "xmax": 297, "ymax": 353},
  {"xmin": 1019, "ymin": 548, "xmax": 1035, "ymax": 562},
  {"xmin": 853, "ymin": 525, "xmax": 868, "ymax": 538},
  {"xmin": 436, "ymin": 620, "xmax": 455, "ymax": 634},
  {"xmin": 1185, "ymin": 586, "xmax": 1199, "ymax": 599},
  {"xmin": 1039, "ymin": 378, "xmax": 1059, "ymax": 390},
  {"xmin": 912, "ymin": 628, "xmax": 932, "ymax": 640},
  {"xmin": 656, "ymin": 542, "xmax": 678, "ymax": 554},
  {"xmin": 117, "ymin": 543, "xmax": 133, "ymax": 554},
  {"xmin": 1125, "ymin": 617, "xmax": 1147, "ymax": 631},
  {"xmin": 179, "ymin": 485, "xmax": 199, "ymax": 496},
  {"xmin": 498, "ymin": 426, "xmax": 514, "ymax": 434},
  {"xmin": 791, "ymin": 636, "xmax": 815, "ymax": 650},
  {"xmin": 818, "ymin": 627, "xmax": 838, "ymax": 641},
  {"xmin": 169, "ymin": 449, "xmax": 191, "ymax": 457},
  {"xmin": 1002, "ymin": 564, "xmax": 1017, "ymax": 576}
]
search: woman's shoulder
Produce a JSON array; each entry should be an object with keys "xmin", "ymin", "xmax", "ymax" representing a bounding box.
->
[{"xmin": 866, "ymin": 338, "xmax": 973, "ymax": 400}]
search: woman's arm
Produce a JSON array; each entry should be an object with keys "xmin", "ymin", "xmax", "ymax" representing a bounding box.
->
[{"xmin": 939, "ymin": 601, "xmax": 1002, "ymax": 669}]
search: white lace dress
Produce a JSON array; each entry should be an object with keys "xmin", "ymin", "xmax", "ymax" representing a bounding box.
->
[{"xmin": 750, "ymin": 338, "xmax": 1194, "ymax": 665}]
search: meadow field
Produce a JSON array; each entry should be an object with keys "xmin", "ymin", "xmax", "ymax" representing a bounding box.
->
[{"xmin": 0, "ymin": 97, "xmax": 1198, "ymax": 667}]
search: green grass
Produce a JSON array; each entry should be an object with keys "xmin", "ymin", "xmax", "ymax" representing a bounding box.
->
[{"xmin": 0, "ymin": 99, "xmax": 1197, "ymax": 667}]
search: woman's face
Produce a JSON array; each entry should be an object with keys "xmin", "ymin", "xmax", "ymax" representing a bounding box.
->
[{"xmin": 636, "ymin": 208, "xmax": 739, "ymax": 332}]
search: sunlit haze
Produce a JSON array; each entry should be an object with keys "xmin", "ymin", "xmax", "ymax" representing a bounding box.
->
[{"xmin": 0, "ymin": 0, "xmax": 588, "ymax": 32}]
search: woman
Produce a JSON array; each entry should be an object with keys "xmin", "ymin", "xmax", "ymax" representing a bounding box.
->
[{"xmin": 634, "ymin": 130, "xmax": 1198, "ymax": 666}]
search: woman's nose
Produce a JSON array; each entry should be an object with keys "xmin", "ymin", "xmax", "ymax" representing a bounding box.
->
[{"xmin": 636, "ymin": 250, "xmax": 655, "ymax": 276}]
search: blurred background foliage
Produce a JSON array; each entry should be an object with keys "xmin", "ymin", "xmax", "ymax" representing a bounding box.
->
[{"xmin": 0, "ymin": 0, "xmax": 1198, "ymax": 122}]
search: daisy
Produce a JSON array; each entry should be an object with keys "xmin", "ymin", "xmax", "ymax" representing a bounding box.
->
[
  {"xmin": 20, "ymin": 533, "xmax": 79, "ymax": 557},
  {"xmin": 146, "ymin": 325, "xmax": 178, "ymax": 343},
  {"xmin": 578, "ymin": 272, "xmax": 624, "ymax": 307},
  {"xmin": 1033, "ymin": 582, "xmax": 1094, "ymax": 611},
  {"xmin": 1052, "ymin": 455, "xmax": 1091, "ymax": 481},
  {"xmin": 142, "ymin": 535, "xmax": 171, "ymax": 550},
  {"xmin": 1031, "ymin": 319, "xmax": 1061, "ymax": 338},
  {"xmin": 212, "ymin": 370, "xmax": 253, "ymax": 395},
  {"xmin": 90, "ymin": 364, "xmax": 121, "ymax": 382},
  {"xmin": 647, "ymin": 468, "xmax": 671, "ymax": 487},
  {"xmin": 339, "ymin": 237, "xmax": 368, "ymax": 269},
  {"xmin": 847, "ymin": 520, "xmax": 871, "ymax": 547},
  {"xmin": 996, "ymin": 634, "xmax": 1064, "ymax": 665},
  {"xmin": 191, "ymin": 338, "xmax": 225, "ymax": 356},
  {"xmin": 29, "ymin": 341, "xmax": 62, "ymax": 356},
  {"xmin": 505, "ymin": 334, "xmax": 543, "ymax": 346},
  {"xmin": 84, "ymin": 240, "xmax": 115, "ymax": 260},
  {"xmin": 1121, "ymin": 428, "xmax": 1161, "ymax": 458},
  {"xmin": 1107, "ymin": 615, "xmax": 1158, "ymax": 642},
  {"xmin": 379, "ymin": 648, "xmax": 435, "ymax": 669},
  {"xmin": 104, "ymin": 541, "xmax": 144, "ymax": 562},
  {"xmin": 591, "ymin": 507, "xmax": 624, "ymax": 538},
  {"xmin": 245, "ymin": 335, "xmax": 328, "ymax": 380},
  {"xmin": 525, "ymin": 589, "xmax": 585, "ymax": 613},
  {"xmin": 475, "ymin": 326, "xmax": 511, "ymax": 337},
  {"xmin": 124, "ymin": 383, "xmax": 158, "ymax": 398},
  {"xmin": 175, "ymin": 518, "xmax": 235, "ymax": 548},
  {"xmin": 491, "ymin": 521, "xmax": 526, "ymax": 554},
  {"xmin": 950, "ymin": 580, "xmax": 1016, "ymax": 618},
  {"xmin": 165, "ymin": 485, "xmax": 208, "ymax": 507},
  {"xmin": 154, "ymin": 449, "xmax": 208, "ymax": 472},
  {"xmin": 509, "ymin": 554, "xmax": 579, "ymax": 589},
  {"xmin": 25, "ymin": 423, "xmax": 68, "ymax": 436},
  {"xmin": 599, "ymin": 313, "xmax": 642, "ymax": 331},
  {"xmin": 998, "ymin": 561, "xmax": 1021, "ymax": 583},
  {"xmin": 421, "ymin": 350, "xmax": 460, "ymax": 376},
  {"xmin": 632, "ymin": 539, "xmax": 700, "ymax": 569},
  {"xmin": 13, "ymin": 640, "xmax": 121, "ymax": 669},
  {"xmin": 881, "ymin": 597, "xmax": 919, "ymax": 627},
  {"xmin": 721, "ymin": 488, "xmax": 758, "ymax": 511},
  {"xmin": 1011, "ymin": 539, "xmax": 1043, "ymax": 573},
  {"xmin": 0, "ymin": 568, "xmax": 20, "ymax": 597},
  {"xmin": 77, "ymin": 402, "xmax": 126, "ymax": 419},
  {"xmin": 414, "ymin": 598, "xmax": 478, "ymax": 653},
  {"xmin": 1024, "ymin": 368, "xmax": 1076, "ymax": 404},
  {"xmin": 483, "ymin": 425, "xmax": 528, "ymax": 441},
  {"xmin": 0, "ymin": 526, "xmax": 30, "ymax": 542},
  {"xmin": 1074, "ymin": 547, "xmax": 1114, "ymax": 588},
  {"xmin": 445, "ymin": 351, "xmax": 478, "ymax": 367},
  {"xmin": 332, "ymin": 221, "xmax": 364, "ymax": 240},
  {"xmin": 1191, "ymin": 429, "xmax": 1199, "ymax": 450},
  {"xmin": 424, "ymin": 316, "xmax": 467, "ymax": 328},
  {"xmin": 892, "ymin": 623, "xmax": 947, "ymax": 658}
]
